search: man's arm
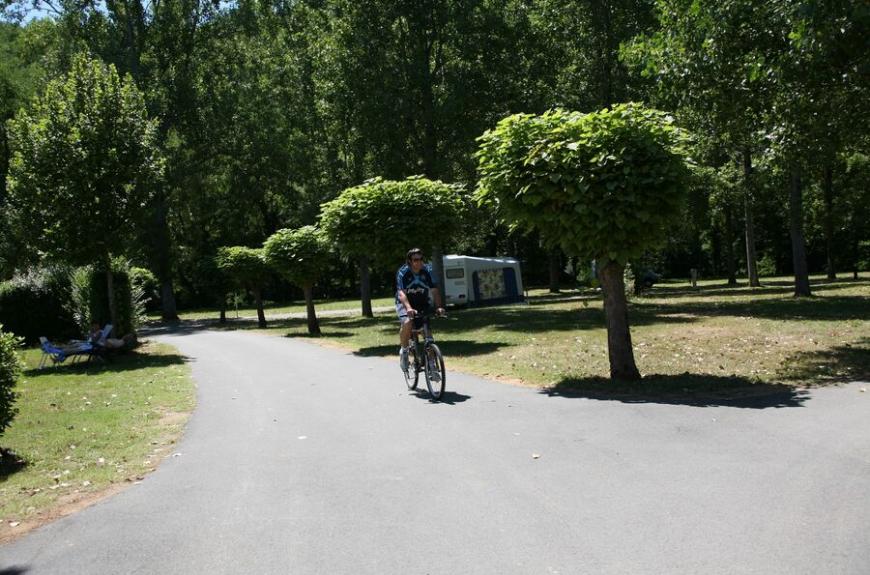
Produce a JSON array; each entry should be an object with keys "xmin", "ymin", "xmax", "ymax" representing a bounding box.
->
[
  {"xmin": 430, "ymin": 287, "xmax": 444, "ymax": 313},
  {"xmin": 397, "ymin": 289, "xmax": 417, "ymax": 317}
]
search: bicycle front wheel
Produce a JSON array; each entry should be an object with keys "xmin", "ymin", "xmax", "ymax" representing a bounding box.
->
[
  {"xmin": 404, "ymin": 346, "xmax": 419, "ymax": 390},
  {"xmin": 423, "ymin": 343, "xmax": 445, "ymax": 401}
]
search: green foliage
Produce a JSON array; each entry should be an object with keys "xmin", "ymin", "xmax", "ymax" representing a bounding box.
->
[
  {"xmin": 0, "ymin": 324, "xmax": 22, "ymax": 439},
  {"xmin": 215, "ymin": 246, "xmax": 270, "ymax": 290},
  {"xmin": 263, "ymin": 226, "xmax": 329, "ymax": 289},
  {"xmin": 85, "ymin": 259, "xmax": 144, "ymax": 337},
  {"xmin": 129, "ymin": 267, "xmax": 160, "ymax": 311},
  {"xmin": 0, "ymin": 266, "xmax": 79, "ymax": 344},
  {"xmin": 757, "ymin": 254, "xmax": 778, "ymax": 278},
  {"xmin": 5, "ymin": 52, "xmax": 163, "ymax": 267},
  {"xmin": 320, "ymin": 176, "xmax": 465, "ymax": 267},
  {"xmin": 475, "ymin": 103, "xmax": 692, "ymax": 266}
]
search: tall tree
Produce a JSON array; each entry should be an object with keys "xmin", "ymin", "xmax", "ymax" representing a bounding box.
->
[
  {"xmin": 6, "ymin": 54, "xmax": 163, "ymax": 331},
  {"xmin": 624, "ymin": 0, "xmax": 789, "ymax": 287}
]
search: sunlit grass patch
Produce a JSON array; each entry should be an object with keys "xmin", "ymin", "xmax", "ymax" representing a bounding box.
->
[
  {"xmin": 268, "ymin": 274, "xmax": 870, "ymax": 392},
  {"xmin": 0, "ymin": 341, "xmax": 194, "ymax": 541}
]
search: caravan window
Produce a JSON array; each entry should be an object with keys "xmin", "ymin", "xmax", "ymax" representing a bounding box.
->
[{"xmin": 446, "ymin": 268, "xmax": 465, "ymax": 279}]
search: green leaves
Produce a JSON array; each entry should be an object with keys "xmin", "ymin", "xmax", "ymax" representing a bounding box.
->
[
  {"xmin": 475, "ymin": 103, "xmax": 691, "ymax": 265},
  {"xmin": 319, "ymin": 175, "xmax": 465, "ymax": 267},
  {"xmin": 6, "ymin": 53, "xmax": 163, "ymax": 266},
  {"xmin": 263, "ymin": 226, "xmax": 329, "ymax": 288},
  {"xmin": 215, "ymin": 246, "xmax": 270, "ymax": 289}
]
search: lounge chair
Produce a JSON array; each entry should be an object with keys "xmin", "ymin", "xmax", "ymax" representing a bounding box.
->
[{"xmin": 38, "ymin": 337, "xmax": 93, "ymax": 369}]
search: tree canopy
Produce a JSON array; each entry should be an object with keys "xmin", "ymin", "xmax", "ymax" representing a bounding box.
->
[{"xmin": 476, "ymin": 103, "xmax": 692, "ymax": 380}]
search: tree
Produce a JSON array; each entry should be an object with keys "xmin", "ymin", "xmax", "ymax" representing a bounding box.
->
[
  {"xmin": 215, "ymin": 246, "xmax": 270, "ymax": 328},
  {"xmin": 475, "ymin": 104, "xmax": 691, "ymax": 380},
  {"xmin": 263, "ymin": 226, "xmax": 330, "ymax": 335},
  {"xmin": 624, "ymin": 0, "xmax": 789, "ymax": 287},
  {"xmin": 6, "ymin": 53, "xmax": 162, "ymax": 332},
  {"xmin": 319, "ymin": 176, "xmax": 464, "ymax": 316}
]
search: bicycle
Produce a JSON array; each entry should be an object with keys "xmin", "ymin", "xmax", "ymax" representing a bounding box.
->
[{"xmin": 402, "ymin": 311, "xmax": 446, "ymax": 401}]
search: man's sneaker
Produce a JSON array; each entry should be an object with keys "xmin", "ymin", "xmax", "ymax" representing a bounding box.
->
[{"xmin": 399, "ymin": 347, "xmax": 409, "ymax": 372}]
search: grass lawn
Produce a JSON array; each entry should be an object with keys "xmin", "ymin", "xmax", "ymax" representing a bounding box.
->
[
  {"xmin": 147, "ymin": 295, "xmax": 396, "ymax": 321},
  {"xmin": 0, "ymin": 341, "xmax": 194, "ymax": 542},
  {"xmin": 219, "ymin": 274, "xmax": 870, "ymax": 398}
]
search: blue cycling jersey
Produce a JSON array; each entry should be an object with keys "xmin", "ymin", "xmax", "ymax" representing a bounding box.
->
[{"xmin": 396, "ymin": 263, "xmax": 438, "ymax": 311}]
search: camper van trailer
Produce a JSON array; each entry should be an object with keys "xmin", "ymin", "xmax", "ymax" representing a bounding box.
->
[{"xmin": 442, "ymin": 255, "xmax": 524, "ymax": 306}]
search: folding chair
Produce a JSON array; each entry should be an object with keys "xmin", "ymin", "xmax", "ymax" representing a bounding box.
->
[{"xmin": 38, "ymin": 337, "xmax": 92, "ymax": 369}]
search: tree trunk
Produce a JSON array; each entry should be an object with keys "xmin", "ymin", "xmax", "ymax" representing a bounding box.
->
[
  {"xmin": 153, "ymin": 197, "xmax": 179, "ymax": 321},
  {"xmin": 431, "ymin": 244, "xmax": 445, "ymax": 301},
  {"xmin": 417, "ymin": 21, "xmax": 438, "ymax": 179},
  {"xmin": 219, "ymin": 306, "xmax": 226, "ymax": 325},
  {"xmin": 823, "ymin": 164, "xmax": 836, "ymax": 280},
  {"xmin": 548, "ymin": 248, "xmax": 561, "ymax": 293},
  {"xmin": 160, "ymin": 280, "xmax": 178, "ymax": 321},
  {"xmin": 789, "ymin": 168, "xmax": 812, "ymax": 297},
  {"xmin": 743, "ymin": 149, "xmax": 760, "ymax": 287},
  {"xmin": 359, "ymin": 255, "xmax": 373, "ymax": 318},
  {"xmin": 724, "ymin": 201, "xmax": 738, "ymax": 286},
  {"xmin": 598, "ymin": 261, "xmax": 641, "ymax": 381},
  {"xmin": 105, "ymin": 263, "xmax": 118, "ymax": 337},
  {"xmin": 304, "ymin": 285, "xmax": 321, "ymax": 335},
  {"xmin": 253, "ymin": 287, "xmax": 267, "ymax": 328}
]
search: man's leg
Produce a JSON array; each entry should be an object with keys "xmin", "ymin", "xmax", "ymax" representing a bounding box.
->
[
  {"xmin": 399, "ymin": 319, "xmax": 413, "ymax": 349},
  {"xmin": 397, "ymin": 303, "xmax": 411, "ymax": 371}
]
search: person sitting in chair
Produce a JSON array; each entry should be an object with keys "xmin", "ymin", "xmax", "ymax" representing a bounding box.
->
[{"xmin": 90, "ymin": 322, "xmax": 135, "ymax": 350}]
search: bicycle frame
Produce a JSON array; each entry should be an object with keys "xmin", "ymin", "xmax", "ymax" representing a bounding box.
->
[{"xmin": 409, "ymin": 316, "xmax": 434, "ymax": 372}]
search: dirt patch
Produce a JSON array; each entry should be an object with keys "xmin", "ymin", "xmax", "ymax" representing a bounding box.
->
[
  {"xmin": 0, "ymin": 410, "xmax": 192, "ymax": 546},
  {"xmin": 0, "ymin": 482, "xmax": 131, "ymax": 545}
]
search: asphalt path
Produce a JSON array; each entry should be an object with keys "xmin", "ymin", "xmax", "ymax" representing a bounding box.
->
[{"xmin": 2, "ymin": 329, "xmax": 869, "ymax": 574}]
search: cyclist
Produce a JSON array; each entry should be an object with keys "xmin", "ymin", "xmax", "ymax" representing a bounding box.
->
[{"xmin": 396, "ymin": 248, "xmax": 445, "ymax": 375}]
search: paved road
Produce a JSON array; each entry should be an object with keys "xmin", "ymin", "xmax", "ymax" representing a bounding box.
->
[{"xmin": 2, "ymin": 329, "xmax": 869, "ymax": 574}]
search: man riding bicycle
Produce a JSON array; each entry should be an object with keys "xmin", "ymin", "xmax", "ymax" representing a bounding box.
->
[{"xmin": 396, "ymin": 248, "xmax": 445, "ymax": 374}]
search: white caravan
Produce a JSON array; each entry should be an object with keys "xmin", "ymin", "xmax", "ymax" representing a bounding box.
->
[{"xmin": 441, "ymin": 255, "xmax": 524, "ymax": 306}]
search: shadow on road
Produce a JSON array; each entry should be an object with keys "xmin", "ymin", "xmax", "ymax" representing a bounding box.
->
[
  {"xmin": 410, "ymin": 389, "xmax": 472, "ymax": 405},
  {"xmin": 354, "ymin": 340, "xmax": 507, "ymax": 358},
  {"xmin": 544, "ymin": 373, "xmax": 809, "ymax": 408},
  {"xmin": 0, "ymin": 567, "xmax": 30, "ymax": 575}
]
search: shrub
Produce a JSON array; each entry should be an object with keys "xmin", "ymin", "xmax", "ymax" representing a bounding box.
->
[
  {"xmin": 0, "ymin": 266, "xmax": 79, "ymax": 344},
  {"xmin": 0, "ymin": 324, "xmax": 22, "ymax": 439},
  {"xmin": 757, "ymin": 254, "xmax": 777, "ymax": 278},
  {"xmin": 85, "ymin": 259, "xmax": 146, "ymax": 337},
  {"xmin": 130, "ymin": 267, "xmax": 160, "ymax": 311}
]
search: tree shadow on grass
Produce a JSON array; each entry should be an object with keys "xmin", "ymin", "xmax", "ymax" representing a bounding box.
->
[
  {"xmin": 454, "ymin": 305, "xmax": 694, "ymax": 333},
  {"xmin": 777, "ymin": 337, "xmax": 870, "ymax": 384},
  {"xmin": 544, "ymin": 373, "xmax": 809, "ymax": 408},
  {"xmin": 354, "ymin": 340, "xmax": 508, "ymax": 358},
  {"xmin": 644, "ymin": 277, "xmax": 869, "ymax": 300},
  {"xmin": 23, "ymin": 349, "xmax": 188, "ymax": 377},
  {"xmin": 632, "ymin": 294, "xmax": 870, "ymax": 323},
  {"xmin": 0, "ymin": 447, "xmax": 28, "ymax": 481}
]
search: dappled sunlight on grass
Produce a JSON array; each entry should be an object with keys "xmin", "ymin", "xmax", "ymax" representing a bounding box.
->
[{"xmin": 150, "ymin": 274, "xmax": 870, "ymax": 395}]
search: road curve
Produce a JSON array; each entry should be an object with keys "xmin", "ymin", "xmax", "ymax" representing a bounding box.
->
[{"xmin": 1, "ymin": 329, "xmax": 869, "ymax": 574}]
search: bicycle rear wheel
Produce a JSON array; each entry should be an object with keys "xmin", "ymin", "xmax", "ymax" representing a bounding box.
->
[
  {"xmin": 404, "ymin": 346, "xmax": 419, "ymax": 390},
  {"xmin": 423, "ymin": 343, "xmax": 445, "ymax": 400}
]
